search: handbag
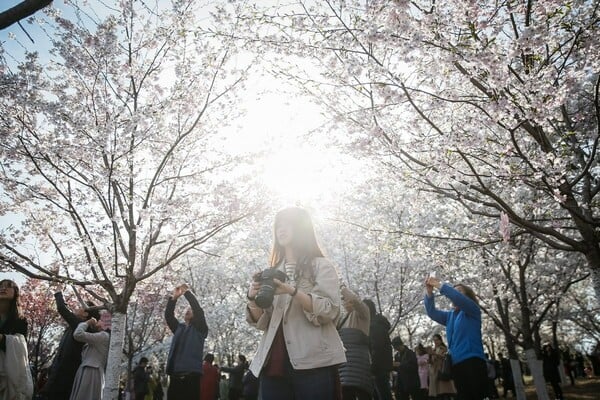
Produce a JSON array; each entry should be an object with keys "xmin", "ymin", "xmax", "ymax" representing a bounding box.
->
[{"xmin": 438, "ymin": 353, "xmax": 453, "ymax": 381}]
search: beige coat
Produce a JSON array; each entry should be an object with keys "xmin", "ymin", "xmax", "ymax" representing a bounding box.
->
[
  {"xmin": 428, "ymin": 344, "xmax": 457, "ymax": 396},
  {"xmin": 247, "ymin": 257, "xmax": 346, "ymax": 376}
]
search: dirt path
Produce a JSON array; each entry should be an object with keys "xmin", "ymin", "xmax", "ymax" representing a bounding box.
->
[{"xmin": 523, "ymin": 377, "xmax": 600, "ymax": 400}]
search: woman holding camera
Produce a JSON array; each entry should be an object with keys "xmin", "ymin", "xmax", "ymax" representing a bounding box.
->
[{"xmin": 246, "ymin": 206, "xmax": 346, "ymax": 399}]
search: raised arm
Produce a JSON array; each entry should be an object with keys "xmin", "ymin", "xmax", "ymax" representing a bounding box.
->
[
  {"xmin": 439, "ymin": 284, "xmax": 481, "ymax": 318},
  {"xmin": 342, "ymin": 287, "xmax": 370, "ymax": 322},
  {"xmin": 164, "ymin": 296, "xmax": 179, "ymax": 334},
  {"xmin": 55, "ymin": 292, "xmax": 81, "ymax": 330},
  {"xmin": 424, "ymin": 293, "xmax": 449, "ymax": 326},
  {"xmin": 184, "ymin": 290, "xmax": 208, "ymax": 335},
  {"xmin": 73, "ymin": 320, "xmax": 108, "ymax": 345},
  {"xmin": 220, "ymin": 364, "xmax": 243, "ymax": 374}
]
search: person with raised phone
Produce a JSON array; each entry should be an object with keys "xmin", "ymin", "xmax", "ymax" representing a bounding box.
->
[
  {"xmin": 424, "ymin": 274, "xmax": 487, "ymax": 400},
  {"xmin": 164, "ymin": 283, "xmax": 208, "ymax": 400}
]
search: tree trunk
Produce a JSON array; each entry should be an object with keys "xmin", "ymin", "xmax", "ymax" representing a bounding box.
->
[
  {"xmin": 591, "ymin": 267, "xmax": 600, "ymax": 305},
  {"xmin": 551, "ymin": 319, "xmax": 568, "ymax": 385},
  {"xmin": 510, "ymin": 359, "xmax": 527, "ymax": 400},
  {"xmin": 103, "ymin": 312, "xmax": 126, "ymax": 400},
  {"xmin": 502, "ymin": 331, "xmax": 526, "ymax": 400},
  {"xmin": 524, "ymin": 348, "xmax": 550, "ymax": 400}
]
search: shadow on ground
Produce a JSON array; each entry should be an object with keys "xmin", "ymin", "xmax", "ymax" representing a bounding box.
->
[{"xmin": 522, "ymin": 376, "xmax": 600, "ymax": 400}]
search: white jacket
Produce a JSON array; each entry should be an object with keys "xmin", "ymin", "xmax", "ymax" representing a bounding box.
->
[
  {"xmin": 247, "ymin": 257, "xmax": 346, "ymax": 376},
  {"xmin": 0, "ymin": 333, "xmax": 33, "ymax": 400}
]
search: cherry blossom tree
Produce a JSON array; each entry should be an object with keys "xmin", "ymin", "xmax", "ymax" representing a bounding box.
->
[
  {"xmin": 123, "ymin": 286, "xmax": 168, "ymax": 381},
  {"xmin": 238, "ymin": 0, "xmax": 600, "ymax": 298},
  {"xmin": 0, "ymin": 1, "xmax": 255, "ymax": 397},
  {"xmin": 559, "ymin": 281, "xmax": 600, "ymax": 344},
  {"xmin": 19, "ymin": 278, "xmax": 63, "ymax": 385},
  {"xmin": 475, "ymin": 237, "xmax": 588, "ymax": 400}
]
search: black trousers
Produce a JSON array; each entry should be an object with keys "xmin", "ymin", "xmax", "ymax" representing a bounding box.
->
[
  {"xmin": 342, "ymin": 385, "xmax": 372, "ymax": 400},
  {"xmin": 451, "ymin": 357, "xmax": 488, "ymax": 400},
  {"xmin": 167, "ymin": 373, "xmax": 201, "ymax": 400},
  {"xmin": 547, "ymin": 378, "xmax": 563, "ymax": 400}
]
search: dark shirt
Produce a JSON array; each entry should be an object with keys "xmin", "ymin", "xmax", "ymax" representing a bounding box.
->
[
  {"xmin": 133, "ymin": 365, "xmax": 150, "ymax": 395},
  {"xmin": 242, "ymin": 370, "xmax": 259, "ymax": 396},
  {"xmin": 369, "ymin": 314, "xmax": 393, "ymax": 373},
  {"xmin": 0, "ymin": 314, "xmax": 28, "ymax": 351},
  {"xmin": 543, "ymin": 348, "xmax": 561, "ymax": 382},
  {"xmin": 394, "ymin": 347, "xmax": 420, "ymax": 392}
]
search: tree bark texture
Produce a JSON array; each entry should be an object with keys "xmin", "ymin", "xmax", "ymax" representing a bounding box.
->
[
  {"xmin": 510, "ymin": 359, "xmax": 527, "ymax": 400},
  {"xmin": 102, "ymin": 312, "xmax": 126, "ymax": 400},
  {"xmin": 524, "ymin": 348, "xmax": 550, "ymax": 400}
]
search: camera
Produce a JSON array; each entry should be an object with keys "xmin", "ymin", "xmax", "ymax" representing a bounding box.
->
[{"xmin": 254, "ymin": 269, "xmax": 288, "ymax": 308}]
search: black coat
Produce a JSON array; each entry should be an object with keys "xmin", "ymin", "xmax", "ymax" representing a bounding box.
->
[
  {"xmin": 394, "ymin": 348, "xmax": 420, "ymax": 392},
  {"xmin": 369, "ymin": 314, "xmax": 393, "ymax": 373},
  {"xmin": 133, "ymin": 365, "xmax": 150, "ymax": 395},
  {"xmin": 40, "ymin": 292, "xmax": 85, "ymax": 397},
  {"xmin": 543, "ymin": 348, "xmax": 561, "ymax": 383},
  {"xmin": 242, "ymin": 370, "xmax": 259, "ymax": 397},
  {"xmin": 339, "ymin": 327, "xmax": 372, "ymax": 393}
]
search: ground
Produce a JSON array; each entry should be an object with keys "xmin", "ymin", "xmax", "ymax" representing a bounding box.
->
[{"xmin": 521, "ymin": 376, "xmax": 600, "ymax": 400}]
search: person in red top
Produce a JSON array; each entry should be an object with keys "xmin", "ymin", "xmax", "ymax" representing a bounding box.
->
[{"xmin": 200, "ymin": 353, "xmax": 219, "ymax": 400}]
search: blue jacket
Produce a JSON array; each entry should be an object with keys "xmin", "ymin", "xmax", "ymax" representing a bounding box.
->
[
  {"xmin": 165, "ymin": 291, "xmax": 208, "ymax": 375},
  {"xmin": 424, "ymin": 283, "xmax": 485, "ymax": 364}
]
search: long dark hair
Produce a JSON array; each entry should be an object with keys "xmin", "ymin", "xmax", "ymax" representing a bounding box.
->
[
  {"xmin": 0, "ymin": 279, "xmax": 23, "ymax": 320},
  {"xmin": 269, "ymin": 207, "xmax": 324, "ymax": 280},
  {"xmin": 454, "ymin": 283, "xmax": 479, "ymax": 304},
  {"xmin": 432, "ymin": 333, "xmax": 446, "ymax": 348}
]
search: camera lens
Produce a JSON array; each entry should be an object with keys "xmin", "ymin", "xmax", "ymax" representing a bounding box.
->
[{"xmin": 254, "ymin": 269, "xmax": 287, "ymax": 309}]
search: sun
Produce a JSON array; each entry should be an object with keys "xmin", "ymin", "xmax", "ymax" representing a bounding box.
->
[
  {"xmin": 220, "ymin": 72, "xmax": 369, "ymax": 213},
  {"xmin": 260, "ymin": 141, "xmax": 352, "ymax": 207}
]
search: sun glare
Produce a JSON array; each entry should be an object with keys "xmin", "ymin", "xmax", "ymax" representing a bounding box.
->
[
  {"xmin": 220, "ymin": 73, "xmax": 368, "ymax": 212},
  {"xmin": 260, "ymin": 142, "xmax": 352, "ymax": 207}
]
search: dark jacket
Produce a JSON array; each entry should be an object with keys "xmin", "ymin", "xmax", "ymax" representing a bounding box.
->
[
  {"xmin": 41, "ymin": 292, "xmax": 86, "ymax": 397},
  {"xmin": 165, "ymin": 290, "xmax": 208, "ymax": 375},
  {"xmin": 338, "ymin": 327, "xmax": 372, "ymax": 393},
  {"xmin": 369, "ymin": 314, "xmax": 393, "ymax": 373},
  {"xmin": 394, "ymin": 347, "xmax": 420, "ymax": 393},
  {"xmin": 543, "ymin": 347, "xmax": 561, "ymax": 383},
  {"xmin": 133, "ymin": 365, "xmax": 149, "ymax": 395},
  {"xmin": 242, "ymin": 370, "xmax": 259, "ymax": 397},
  {"xmin": 221, "ymin": 362, "xmax": 248, "ymax": 390}
]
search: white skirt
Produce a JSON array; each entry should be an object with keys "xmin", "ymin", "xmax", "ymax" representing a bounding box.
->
[{"xmin": 69, "ymin": 366, "xmax": 104, "ymax": 400}]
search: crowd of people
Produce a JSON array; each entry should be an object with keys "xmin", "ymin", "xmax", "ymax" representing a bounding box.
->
[{"xmin": 1, "ymin": 206, "xmax": 600, "ymax": 400}]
